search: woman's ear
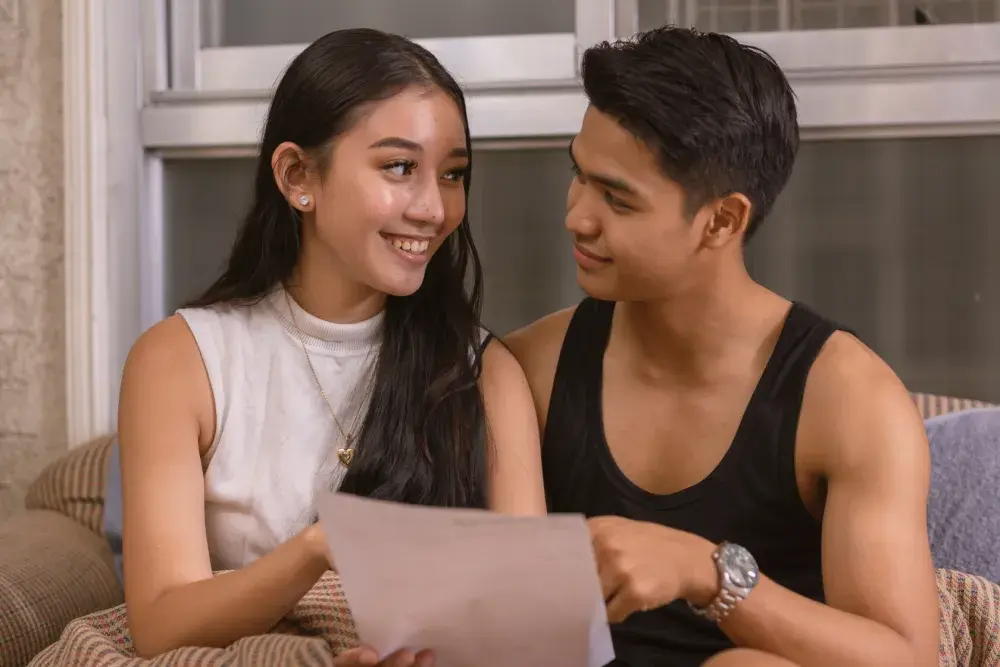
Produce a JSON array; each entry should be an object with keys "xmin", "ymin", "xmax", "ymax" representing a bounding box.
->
[{"xmin": 271, "ymin": 141, "xmax": 316, "ymax": 212}]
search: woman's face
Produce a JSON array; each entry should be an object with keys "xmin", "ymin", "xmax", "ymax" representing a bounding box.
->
[{"xmin": 286, "ymin": 86, "xmax": 470, "ymax": 299}]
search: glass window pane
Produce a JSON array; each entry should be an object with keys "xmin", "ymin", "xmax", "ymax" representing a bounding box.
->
[
  {"xmin": 795, "ymin": 0, "xmax": 894, "ymax": 29},
  {"xmin": 163, "ymin": 158, "xmax": 254, "ymax": 311},
  {"xmin": 201, "ymin": 0, "xmax": 576, "ymax": 47},
  {"xmin": 638, "ymin": 0, "xmax": 999, "ymax": 32},
  {"xmin": 747, "ymin": 136, "xmax": 1000, "ymax": 402},
  {"xmin": 902, "ymin": 0, "xmax": 1000, "ymax": 24},
  {"xmin": 468, "ymin": 148, "xmax": 583, "ymax": 335},
  {"xmin": 161, "ymin": 149, "xmax": 581, "ymax": 335}
]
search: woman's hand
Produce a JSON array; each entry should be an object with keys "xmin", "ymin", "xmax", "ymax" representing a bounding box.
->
[
  {"xmin": 301, "ymin": 522, "xmax": 335, "ymax": 569},
  {"xmin": 304, "ymin": 527, "xmax": 434, "ymax": 666},
  {"xmin": 333, "ymin": 647, "xmax": 435, "ymax": 667}
]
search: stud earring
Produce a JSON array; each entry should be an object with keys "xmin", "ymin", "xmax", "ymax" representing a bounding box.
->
[{"xmin": 298, "ymin": 195, "xmax": 310, "ymax": 206}]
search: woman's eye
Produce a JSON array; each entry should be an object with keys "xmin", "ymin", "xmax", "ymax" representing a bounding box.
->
[
  {"xmin": 443, "ymin": 168, "xmax": 466, "ymax": 183},
  {"xmin": 385, "ymin": 160, "xmax": 415, "ymax": 177}
]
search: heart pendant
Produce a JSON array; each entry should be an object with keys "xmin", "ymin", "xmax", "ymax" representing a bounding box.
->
[{"xmin": 337, "ymin": 448, "xmax": 354, "ymax": 466}]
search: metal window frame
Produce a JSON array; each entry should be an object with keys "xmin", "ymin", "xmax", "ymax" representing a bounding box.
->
[
  {"xmin": 162, "ymin": 0, "xmax": 622, "ymax": 94},
  {"xmin": 64, "ymin": 0, "xmax": 148, "ymax": 445},
  {"xmin": 142, "ymin": 21, "xmax": 1000, "ymax": 148}
]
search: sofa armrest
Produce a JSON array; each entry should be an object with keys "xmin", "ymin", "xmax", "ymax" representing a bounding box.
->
[{"xmin": 0, "ymin": 510, "xmax": 123, "ymax": 667}]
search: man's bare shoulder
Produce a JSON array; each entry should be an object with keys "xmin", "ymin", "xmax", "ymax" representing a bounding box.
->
[
  {"xmin": 807, "ymin": 330, "xmax": 914, "ymax": 411},
  {"xmin": 504, "ymin": 306, "xmax": 576, "ymax": 370},
  {"xmin": 801, "ymin": 330, "xmax": 927, "ymax": 475},
  {"xmin": 502, "ymin": 306, "xmax": 578, "ymax": 429}
]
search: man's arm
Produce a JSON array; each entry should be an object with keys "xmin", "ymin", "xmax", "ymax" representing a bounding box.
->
[
  {"xmin": 695, "ymin": 333, "xmax": 940, "ymax": 667},
  {"xmin": 503, "ymin": 307, "xmax": 576, "ymax": 435}
]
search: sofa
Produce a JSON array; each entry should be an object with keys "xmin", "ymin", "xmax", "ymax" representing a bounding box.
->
[{"xmin": 0, "ymin": 392, "xmax": 997, "ymax": 667}]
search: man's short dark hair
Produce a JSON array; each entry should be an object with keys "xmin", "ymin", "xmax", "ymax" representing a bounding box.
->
[{"xmin": 581, "ymin": 26, "xmax": 799, "ymax": 240}]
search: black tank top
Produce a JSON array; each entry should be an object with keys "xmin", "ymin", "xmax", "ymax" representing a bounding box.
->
[{"xmin": 542, "ymin": 298, "xmax": 836, "ymax": 666}]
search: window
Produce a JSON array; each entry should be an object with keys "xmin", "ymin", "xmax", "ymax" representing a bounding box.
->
[
  {"xmin": 638, "ymin": 0, "xmax": 1000, "ymax": 33},
  {"xmin": 749, "ymin": 136, "xmax": 1000, "ymax": 402}
]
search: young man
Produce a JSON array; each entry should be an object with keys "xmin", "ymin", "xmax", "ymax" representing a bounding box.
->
[{"xmin": 505, "ymin": 27, "xmax": 939, "ymax": 667}]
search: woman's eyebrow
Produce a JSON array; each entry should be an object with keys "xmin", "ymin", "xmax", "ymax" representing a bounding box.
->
[{"xmin": 369, "ymin": 136, "xmax": 468, "ymax": 159}]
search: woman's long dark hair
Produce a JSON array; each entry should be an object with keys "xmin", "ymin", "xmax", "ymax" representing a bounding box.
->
[{"xmin": 188, "ymin": 29, "xmax": 488, "ymax": 509}]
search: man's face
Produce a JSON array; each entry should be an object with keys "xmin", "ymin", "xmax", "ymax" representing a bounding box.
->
[{"xmin": 565, "ymin": 106, "xmax": 709, "ymax": 302}]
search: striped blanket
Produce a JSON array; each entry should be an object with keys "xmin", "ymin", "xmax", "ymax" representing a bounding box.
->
[{"xmin": 28, "ymin": 568, "xmax": 1000, "ymax": 667}]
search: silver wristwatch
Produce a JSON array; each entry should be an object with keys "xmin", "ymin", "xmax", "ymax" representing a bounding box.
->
[{"xmin": 688, "ymin": 542, "xmax": 760, "ymax": 623}]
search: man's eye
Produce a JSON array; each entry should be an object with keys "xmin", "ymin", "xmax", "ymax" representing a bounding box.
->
[{"xmin": 605, "ymin": 191, "xmax": 630, "ymax": 211}]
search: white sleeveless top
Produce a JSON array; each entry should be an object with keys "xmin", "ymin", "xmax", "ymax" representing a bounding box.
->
[{"xmin": 176, "ymin": 289, "xmax": 381, "ymax": 570}]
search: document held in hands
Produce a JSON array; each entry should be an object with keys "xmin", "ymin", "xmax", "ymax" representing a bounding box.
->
[{"xmin": 316, "ymin": 491, "xmax": 615, "ymax": 667}]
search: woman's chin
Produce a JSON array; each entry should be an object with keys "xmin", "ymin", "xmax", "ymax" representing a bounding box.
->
[{"xmin": 372, "ymin": 270, "xmax": 427, "ymax": 298}]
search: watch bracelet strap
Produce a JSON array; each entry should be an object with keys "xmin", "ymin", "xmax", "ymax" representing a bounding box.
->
[{"xmin": 687, "ymin": 584, "xmax": 749, "ymax": 623}]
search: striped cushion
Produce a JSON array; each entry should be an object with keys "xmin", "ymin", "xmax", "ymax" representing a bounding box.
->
[
  {"xmin": 28, "ymin": 570, "xmax": 357, "ymax": 667},
  {"xmin": 0, "ymin": 510, "xmax": 122, "ymax": 667},
  {"xmin": 23, "ymin": 434, "xmax": 115, "ymax": 536},
  {"xmin": 911, "ymin": 392, "xmax": 996, "ymax": 420},
  {"xmin": 937, "ymin": 568, "xmax": 1000, "ymax": 666}
]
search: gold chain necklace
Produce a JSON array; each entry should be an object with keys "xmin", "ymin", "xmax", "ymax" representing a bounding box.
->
[{"xmin": 284, "ymin": 289, "xmax": 372, "ymax": 467}]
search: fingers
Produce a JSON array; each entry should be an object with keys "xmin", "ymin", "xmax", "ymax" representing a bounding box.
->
[
  {"xmin": 333, "ymin": 647, "xmax": 379, "ymax": 666},
  {"xmin": 593, "ymin": 533, "xmax": 627, "ymax": 602},
  {"xmin": 380, "ymin": 648, "xmax": 435, "ymax": 667},
  {"xmin": 413, "ymin": 650, "xmax": 435, "ymax": 667},
  {"xmin": 605, "ymin": 587, "xmax": 642, "ymax": 624},
  {"xmin": 587, "ymin": 515, "xmax": 623, "ymax": 534},
  {"xmin": 333, "ymin": 647, "xmax": 435, "ymax": 667},
  {"xmin": 596, "ymin": 557, "xmax": 621, "ymax": 601},
  {"xmin": 382, "ymin": 649, "xmax": 417, "ymax": 667}
]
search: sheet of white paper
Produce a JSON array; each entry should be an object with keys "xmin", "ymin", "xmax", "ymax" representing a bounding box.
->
[{"xmin": 317, "ymin": 492, "xmax": 615, "ymax": 667}]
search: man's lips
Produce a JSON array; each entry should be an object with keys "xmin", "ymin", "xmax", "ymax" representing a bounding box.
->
[{"xmin": 574, "ymin": 244, "xmax": 611, "ymax": 263}]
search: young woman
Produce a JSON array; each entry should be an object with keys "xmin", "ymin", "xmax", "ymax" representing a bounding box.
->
[{"xmin": 117, "ymin": 28, "xmax": 545, "ymax": 665}]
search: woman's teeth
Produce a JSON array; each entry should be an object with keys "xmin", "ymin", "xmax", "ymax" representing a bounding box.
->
[{"xmin": 389, "ymin": 237, "xmax": 429, "ymax": 254}]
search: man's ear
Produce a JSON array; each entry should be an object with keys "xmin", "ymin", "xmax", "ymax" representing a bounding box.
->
[
  {"xmin": 271, "ymin": 141, "xmax": 318, "ymax": 212},
  {"xmin": 701, "ymin": 193, "xmax": 752, "ymax": 249}
]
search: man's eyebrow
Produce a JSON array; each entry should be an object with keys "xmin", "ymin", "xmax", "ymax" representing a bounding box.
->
[
  {"xmin": 369, "ymin": 137, "xmax": 469, "ymax": 159},
  {"xmin": 568, "ymin": 138, "xmax": 638, "ymax": 196}
]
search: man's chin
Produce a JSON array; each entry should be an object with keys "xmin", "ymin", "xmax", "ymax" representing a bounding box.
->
[{"xmin": 576, "ymin": 269, "xmax": 621, "ymax": 302}]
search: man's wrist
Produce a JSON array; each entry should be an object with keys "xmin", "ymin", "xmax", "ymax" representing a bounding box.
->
[{"xmin": 681, "ymin": 535, "xmax": 720, "ymax": 608}]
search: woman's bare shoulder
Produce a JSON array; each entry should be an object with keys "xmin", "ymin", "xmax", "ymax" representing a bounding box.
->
[{"xmin": 120, "ymin": 314, "xmax": 216, "ymax": 454}]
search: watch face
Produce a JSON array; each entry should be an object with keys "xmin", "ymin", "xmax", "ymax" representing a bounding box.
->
[{"xmin": 719, "ymin": 543, "xmax": 759, "ymax": 589}]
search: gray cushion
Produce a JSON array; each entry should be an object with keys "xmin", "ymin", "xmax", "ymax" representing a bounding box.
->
[
  {"xmin": 103, "ymin": 438, "xmax": 124, "ymax": 585},
  {"xmin": 926, "ymin": 408, "xmax": 1000, "ymax": 583}
]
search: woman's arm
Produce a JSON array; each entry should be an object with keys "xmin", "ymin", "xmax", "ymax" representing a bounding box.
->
[
  {"xmin": 477, "ymin": 339, "xmax": 547, "ymax": 516},
  {"xmin": 119, "ymin": 315, "xmax": 330, "ymax": 658}
]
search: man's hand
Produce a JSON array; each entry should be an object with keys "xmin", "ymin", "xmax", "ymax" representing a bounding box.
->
[
  {"xmin": 589, "ymin": 516, "xmax": 718, "ymax": 624},
  {"xmin": 333, "ymin": 646, "xmax": 434, "ymax": 667}
]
